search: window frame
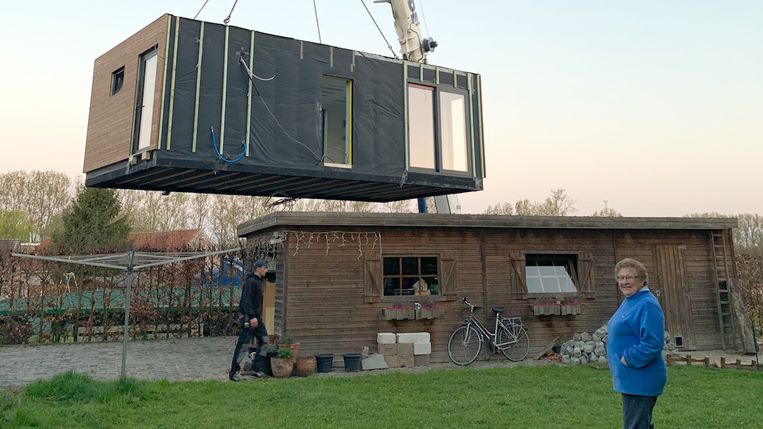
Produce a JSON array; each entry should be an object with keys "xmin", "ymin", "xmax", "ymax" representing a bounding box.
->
[
  {"xmin": 382, "ymin": 255, "xmax": 440, "ymax": 298},
  {"xmin": 321, "ymin": 75, "xmax": 353, "ymax": 168},
  {"xmin": 523, "ymin": 253, "xmax": 580, "ymax": 296},
  {"xmin": 110, "ymin": 66, "xmax": 125, "ymax": 96},
  {"xmin": 132, "ymin": 46, "xmax": 159, "ymax": 154},
  {"xmin": 406, "ymin": 81, "xmax": 473, "ymax": 176}
]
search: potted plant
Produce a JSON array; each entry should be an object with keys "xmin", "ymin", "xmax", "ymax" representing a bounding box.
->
[
  {"xmin": 278, "ymin": 332, "xmax": 300, "ymax": 359},
  {"xmin": 271, "ymin": 348, "xmax": 294, "ymax": 378},
  {"xmin": 295, "ymin": 355, "xmax": 317, "ymax": 377}
]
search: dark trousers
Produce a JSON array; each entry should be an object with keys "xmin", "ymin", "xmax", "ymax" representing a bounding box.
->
[
  {"xmin": 622, "ymin": 393, "xmax": 657, "ymax": 429},
  {"xmin": 230, "ymin": 323, "xmax": 268, "ymax": 373}
]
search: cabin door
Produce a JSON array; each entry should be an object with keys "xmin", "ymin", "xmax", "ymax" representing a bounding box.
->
[
  {"xmin": 263, "ymin": 281, "xmax": 276, "ymax": 334},
  {"xmin": 653, "ymin": 245, "xmax": 696, "ymax": 350}
]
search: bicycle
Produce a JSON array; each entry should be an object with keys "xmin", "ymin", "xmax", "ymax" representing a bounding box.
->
[{"xmin": 447, "ymin": 297, "xmax": 529, "ymax": 365}]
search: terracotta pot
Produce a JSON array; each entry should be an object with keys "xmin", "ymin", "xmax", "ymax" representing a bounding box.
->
[
  {"xmin": 271, "ymin": 358, "xmax": 294, "ymax": 378},
  {"xmin": 281, "ymin": 343, "xmax": 300, "ymax": 359},
  {"xmin": 295, "ymin": 356, "xmax": 317, "ymax": 377}
]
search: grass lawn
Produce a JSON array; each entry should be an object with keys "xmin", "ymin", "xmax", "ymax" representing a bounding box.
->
[{"xmin": 2, "ymin": 364, "xmax": 762, "ymax": 428}]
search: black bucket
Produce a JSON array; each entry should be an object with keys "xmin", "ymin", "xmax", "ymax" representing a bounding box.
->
[
  {"xmin": 316, "ymin": 353, "xmax": 334, "ymax": 373},
  {"xmin": 343, "ymin": 353, "xmax": 362, "ymax": 372}
]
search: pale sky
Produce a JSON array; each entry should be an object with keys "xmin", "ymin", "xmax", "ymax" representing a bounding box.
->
[{"xmin": 0, "ymin": 1, "xmax": 761, "ymax": 216}]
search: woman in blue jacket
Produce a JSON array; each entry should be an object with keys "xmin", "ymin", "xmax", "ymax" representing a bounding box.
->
[{"xmin": 607, "ymin": 258, "xmax": 667, "ymax": 429}]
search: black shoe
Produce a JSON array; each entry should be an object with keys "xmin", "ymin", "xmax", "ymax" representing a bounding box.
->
[{"xmin": 229, "ymin": 368, "xmax": 239, "ymax": 381}]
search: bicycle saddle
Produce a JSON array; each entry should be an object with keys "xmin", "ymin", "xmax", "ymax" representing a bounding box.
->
[{"xmin": 491, "ymin": 307, "xmax": 505, "ymax": 314}]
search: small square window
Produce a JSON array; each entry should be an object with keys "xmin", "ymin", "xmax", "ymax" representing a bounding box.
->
[
  {"xmin": 383, "ymin": 256, "xmax": 439, "ymax": 296},
  {"xmin": 111, "ymin": 67, "xmax": 125, "ymax": 95}
]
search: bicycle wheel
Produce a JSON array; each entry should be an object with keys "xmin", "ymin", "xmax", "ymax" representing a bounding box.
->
[
  {"xmin": 497, "ymin": 323, "xmax": 529, "ymax": 362},
  {"xmin": 448, "ymin": 325, "xmax": 482, "ymax": 365}
]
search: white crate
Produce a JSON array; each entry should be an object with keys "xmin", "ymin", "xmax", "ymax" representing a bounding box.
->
[
  {"xmin": 396, "ymin": 332, "xmax": 430, "ymax": 344},
  {"xmin": 377, "ymin": 332, "xmax": 397, "ymax": 344},
  {"xmin": 413, "ymin": 342, "xmax": 432, "ymax": 355}
]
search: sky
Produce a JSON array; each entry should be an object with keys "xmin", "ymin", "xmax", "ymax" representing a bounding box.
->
[{"xmin": 0, "ymin": 1, "xmax": 761, "ymax": 217}]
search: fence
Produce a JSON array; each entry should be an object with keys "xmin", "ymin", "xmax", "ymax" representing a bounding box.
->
[{"xmin": 0, "ymin": 250, "xmax": 245, "ymax": 345}]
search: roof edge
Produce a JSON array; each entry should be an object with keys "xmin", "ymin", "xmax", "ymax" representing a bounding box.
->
[{"xmin": 237, "ymin": 212, "xmax": 738, "ymax": 237}]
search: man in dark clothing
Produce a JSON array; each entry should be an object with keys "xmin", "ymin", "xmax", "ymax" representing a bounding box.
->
[{"xmin": 229, "ymin": 259, "xmax": 269, "ymax": 381}]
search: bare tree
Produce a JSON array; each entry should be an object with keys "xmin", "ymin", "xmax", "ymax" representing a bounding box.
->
[
  {"xmin": 379, "ymin": 199, "xmax": 413, "ymax": 213},
  {"xmin": 592, "ymin": 207, "xmax": 623, "ymax": 217},
  {"xmin": 0, "ymin": 171, "xmax": 74, "ymax": 240},
  {"xmin": 486, "ymin": 188, "xmax": 577, "ymax": 216},
  {"xmin": 736, "ymin": 214, "xmax": 763, "ymax": 250},
  {"xmin": 485, "ymin": 202, "xmax": 514, "ymax": 215},
  {"xmin": 189, "ymin": 193, "xmax": 211, "ymax": 230}
]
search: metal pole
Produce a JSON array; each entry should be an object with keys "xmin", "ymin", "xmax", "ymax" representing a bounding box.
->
[{"xmin": 121, "ymin": 251, "xmax": 135, "ymax": 380}]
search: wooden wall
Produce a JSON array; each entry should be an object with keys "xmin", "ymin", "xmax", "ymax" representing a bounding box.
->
[
  {"xmin": 248, "ymin": 226, "xmax": 730, "ymax": 363},
  {"xmin": 83, "ymin": 15, "xmax": 169, "ymax": 173}
]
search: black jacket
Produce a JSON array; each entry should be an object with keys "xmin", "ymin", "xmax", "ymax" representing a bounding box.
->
[{"xmin": 239, "ymin": 274, "xmax": 264, "ymax": 320}]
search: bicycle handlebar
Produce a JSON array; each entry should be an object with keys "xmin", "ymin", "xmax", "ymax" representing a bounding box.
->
[{"xmin": 462, "ymin": 297, "xmax": 480, "ymax": 312}]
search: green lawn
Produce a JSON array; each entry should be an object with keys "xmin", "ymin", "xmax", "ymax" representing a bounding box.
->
[{"xmin": 2, "ymin": 364, "xmax": 762, "ymax": 428}]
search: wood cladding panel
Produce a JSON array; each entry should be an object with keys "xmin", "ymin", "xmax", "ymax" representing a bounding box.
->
[{"xmin": 84, "ymin": 15, "xmax": 170, "ymax": 172}]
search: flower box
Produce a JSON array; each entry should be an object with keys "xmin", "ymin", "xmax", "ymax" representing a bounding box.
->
[
  {"xmin": 415, "ymin": 304, "xmax": 445, "ymax": 320},
  {"xmin": 383, "ymin": 305, "xmax": 415, "ymax": 320},
  {"xmin": 560, "ymin": 302, "xmax": 582, "ymax": 315},
  {"xmin": 530, "ymin": 303, "xmax": 561, "ymax": 316}
]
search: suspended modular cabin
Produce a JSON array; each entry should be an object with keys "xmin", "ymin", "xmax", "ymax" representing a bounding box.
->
[
  {"xmin": 238, "ymin": 212, "xmax": 756, "ymax": 363},
  {"xmin": 83, "ymin": 14, "xmax": 485, "ymax": 202}
]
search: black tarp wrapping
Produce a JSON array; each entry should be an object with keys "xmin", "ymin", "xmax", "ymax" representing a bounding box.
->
[{"xmin": 162, "ymin": 17, "xmax": 410, "ymax": 179}]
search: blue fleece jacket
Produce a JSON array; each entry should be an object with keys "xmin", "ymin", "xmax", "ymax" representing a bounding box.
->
[{"xmin": 606, "ymin": 289, "xmax": 667, "ymax": 396}]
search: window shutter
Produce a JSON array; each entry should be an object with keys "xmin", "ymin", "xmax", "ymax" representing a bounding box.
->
[
  {"xmin": 364, "ymin": 252, "xmax": 382, "ymax": 303},
  {"xmin": 509, "ymin": 251, "xmax": 527, "ymax": 299},
  {"xmin": 440, "ymin": 250, "xmax": 457, "ymax": 300},
  {"xmin": 578, "ymin": 252, "xmax": 595, "ymax": 298}
]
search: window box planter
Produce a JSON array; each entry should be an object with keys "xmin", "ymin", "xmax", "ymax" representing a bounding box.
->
[
  {"xmin": 530, "ymin": 303, "xmax": 561, "ymax": 316},
  {"xmin": 383, "ymin": 304, "xmax": 415, "ymax": 320},
  {"xmin": 560, "ymin": 302, "xmax": 582, "ymax": 316},
  {"xmin": 415, "ymin": 304, "xmax": 445, "ymax": 320}
]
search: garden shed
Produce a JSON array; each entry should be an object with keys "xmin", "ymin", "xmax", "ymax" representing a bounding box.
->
[
  {"xmin": 238, "ymin": 212, "xmax": 755, "ymax": 363},
  {"xmin": 83, "ymin": 14, "xmax": 485, "ymax": 201}
]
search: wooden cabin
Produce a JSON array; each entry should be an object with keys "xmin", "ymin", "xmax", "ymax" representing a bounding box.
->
[
  {"xmin": 83, "ymin": 14, "xmax": 485, "ymax": 202},
  {"xmin": 238, "ymin": 212, "xmax": 755, "ymax": 363}
]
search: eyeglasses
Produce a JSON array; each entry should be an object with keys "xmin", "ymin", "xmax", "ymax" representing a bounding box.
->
[{"xmin": 616, "ymin": 275, "xmax": 639, "ymax": 281}]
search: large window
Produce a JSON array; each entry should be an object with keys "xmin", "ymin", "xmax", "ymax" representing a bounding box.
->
[
  {"xmin": 321, "ymin": 76, "xmax": 353, "ymax": 166},
  {"xmin": 383, "ymin": 256, "xmax": 439, "ymax": 296},
  {"xmin": 407, "ymin": 84, "xmax": 470, "ymax": 173},
  {"xmin": 439, "ymin": 91, "xmax": 468, "ymax": 172},
  {"xmin": 525, "ymin": 254, "xmax": 579, "ymax": 294},
  {"xmin": 134, "ymin": 47, "xmax": 158, "ymax": 152},
  {"xmin": 407, "ymin": 84, "xmax": 436, "ymax": 169}
]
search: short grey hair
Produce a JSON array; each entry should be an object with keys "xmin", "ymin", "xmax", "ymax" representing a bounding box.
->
[{"xmin": 614, "ymin": 258, "xmax": 648, "ymax": 285}]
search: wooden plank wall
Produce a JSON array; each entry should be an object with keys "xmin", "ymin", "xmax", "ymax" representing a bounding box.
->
[
  {"xmin": 253, "ymin": 226, "xmax": 723, "ymax": 363},
  {"xmin": 83, "ymin": 15, "xmax": 169, "ymax": 173},
  {"xmin": 613, "ymin": 230, "xmax": 721, "ymax": 350}
]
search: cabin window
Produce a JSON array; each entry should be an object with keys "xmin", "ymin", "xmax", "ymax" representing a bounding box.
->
[
  {"xmin": 383, "ymin": 256, "xmax": 439, "ymax": 296},
  {"xmin": 407, "ymin": 84, "xmax": 436, "ymax": 169},
  {"xmin": 525, "ymin": 254, "xmax": 579, "ymax": 294},
  {"xmin": 439, "ymin": 91, "xmax": 469, "ymax": 172},
  {"xmin": 321, "ymin": 76, "xmax": 353, "ymax": 166},
  {"xmin": 110, "ymin": 67, "xmax": 125, "ymax": 96},
  {"xmin": 133, "ymin": 47, "xmax": 158, "ymax": 152}
]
